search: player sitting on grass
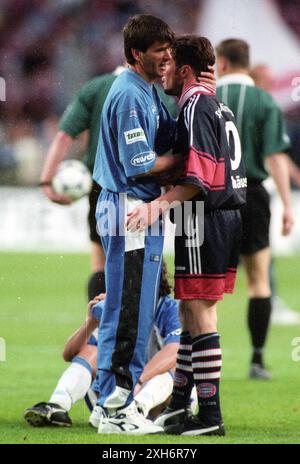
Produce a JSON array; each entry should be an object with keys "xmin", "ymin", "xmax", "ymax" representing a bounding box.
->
[{"xmin": 23, "ymin": 265, "xmax": 193, "ymax": 427}]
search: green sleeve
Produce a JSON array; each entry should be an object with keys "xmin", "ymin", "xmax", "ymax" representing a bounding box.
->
[
  {"xmin": 261, "ymin": 95, "xmax": 291, "ymax": 157},
  {"xmin": 154, "ymin": 84, "xmax": 178, "ymax": 118},
  {"xmin": 59, "ymin": 81, "xmax": 94, "ymax": 137}
]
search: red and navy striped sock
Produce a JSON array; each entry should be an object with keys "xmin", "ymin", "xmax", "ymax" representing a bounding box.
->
[
  {"xmin": 170, "ymin": 331, "xmax": 194, "ymax": 409},
  {"xmin": 192, "ymin": 332, "xmax": 222, "ymax": 424}
]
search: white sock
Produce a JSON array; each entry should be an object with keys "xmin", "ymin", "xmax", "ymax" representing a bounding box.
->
[
  {"xmin": 135, "ymin": 372, "xmax": 173, "ymax": 417},
  {"xmin": 49, "ymin": 358, "xmax": 92, "ymax": 411},
  {"xmin": 190, "ymin": 386, "xmax": 198, "ymax": 414}
]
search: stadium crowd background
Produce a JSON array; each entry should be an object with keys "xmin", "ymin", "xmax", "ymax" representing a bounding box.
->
[
  {"xmin": 0, "ymin": 0, "xmax": 300, "ymax": 188},
  {"xmin": 0, "ymin": 0, "xmax": 200, "ymax": 186}
]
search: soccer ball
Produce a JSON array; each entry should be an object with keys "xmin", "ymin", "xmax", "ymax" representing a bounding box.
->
[{"xmin": 52, "ymin": 159, "xmax": 93, "ymax": 201}]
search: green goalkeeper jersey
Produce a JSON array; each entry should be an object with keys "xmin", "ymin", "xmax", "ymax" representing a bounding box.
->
[
  {"xmin": 59, "ymin": 66, "xmax": 178, "ymax": 173},
  {"xmin": 217, "ymin": 74, "xmax": 290, "ymax": 181}
]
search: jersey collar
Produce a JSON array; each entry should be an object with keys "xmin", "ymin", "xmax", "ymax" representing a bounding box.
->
[
  {"xmin": 217, "ymin": 73, "xmax": 255, "ymax": 88},
  {"xmin": 126, "ymin": 68, "xmax": 153, "ymax": 93},
  {"xmin": 178, "ymin": 82, "xmax": 215, "ymax": 109}
]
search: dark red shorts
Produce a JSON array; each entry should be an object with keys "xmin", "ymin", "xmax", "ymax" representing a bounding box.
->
[{"xmin": 174, "ymin": 208, "xmax": 242, "ymax": 301}]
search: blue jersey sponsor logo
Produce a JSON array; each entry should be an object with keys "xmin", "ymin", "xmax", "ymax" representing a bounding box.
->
[
  {"xmin": 169, "ymin": 328, "xmax": 182, "ymax": 337},
  {"xmin": 124, "ymin": 127, "xmax": 146, "ymax": 145},
  {"xmin": 130, "ymin": 151, "xmax": 155, "ymax": 167}
]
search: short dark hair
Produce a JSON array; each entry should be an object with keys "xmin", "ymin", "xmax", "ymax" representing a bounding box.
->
[
  {"xmin": 171, "ymin": 35, "xmax": 215, "ymax": 76},
  {"xmin": 216, "ymin": 39, "xmax": 250, "ymax": 69},
  {"xmin": 123, "ymin": 14, "xmax": 174, "ymax": 65},
  {"xmin": 159, "ymin": 260, "xmax": 172, "ymax": 297}
]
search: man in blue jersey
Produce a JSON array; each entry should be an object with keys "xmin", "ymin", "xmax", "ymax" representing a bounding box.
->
[{"xmin": 92, "ymin": 15, "xmax": 181, "ymax": 435}]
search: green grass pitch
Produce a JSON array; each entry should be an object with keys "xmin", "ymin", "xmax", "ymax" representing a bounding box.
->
[{"xmin": 0, "ymin": 252, "xmax": 300, "ymax": 444}]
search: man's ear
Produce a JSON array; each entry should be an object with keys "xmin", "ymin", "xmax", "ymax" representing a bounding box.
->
[
  {"xmin": 131, "ymin": 48, "xmax": 141, "ymax": 63},
  {"xmin": 216, "ymin": 56, "xmax": 227, "ymax": 74},
  {"xmin": 180, "ymin": 65, "xmax": 190, "ymax": 79}
]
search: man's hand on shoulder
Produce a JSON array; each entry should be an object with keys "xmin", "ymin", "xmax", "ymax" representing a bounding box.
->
[{"xmin": 198, "ymin": 65, "xmax": 216, "ymax": 90}]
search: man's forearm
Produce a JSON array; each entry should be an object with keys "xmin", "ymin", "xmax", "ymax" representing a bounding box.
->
[
  {"xmin": 287, "ymin": 157, "xmax": 300, "ymax": 188},
  {"xmin": 40, "ymin": 130, "xmax": 74, "ymax": 182},
  {"xmin": 154, "ymin": 184, "xmax": 201, "ymax": 215},
  {"xmin": 139, "ymin": 343, "xmax": 179, "ymax": 384},
  {"xmin": 126, "ymin": 181, "xmax": 201, "ymax": 231},
  {"xmin": 137, "ymin": 154, "xmax": 181, "ymax": 177},
  {"xmin": 63, "ymin": 317, "xmax": 98, "ymax": 362},
  {"xmin": 266, "ymin": 153, "xmax": 292, "ymax": 208}
]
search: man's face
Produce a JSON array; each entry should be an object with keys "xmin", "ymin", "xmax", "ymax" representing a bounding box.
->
[
  {"xmin": 138, "ymin": 41, "xmax": 172, "ymax": 81},
  {"xmin": 161, "ymin": 57, "xmax": 184, "ymax": 97}
]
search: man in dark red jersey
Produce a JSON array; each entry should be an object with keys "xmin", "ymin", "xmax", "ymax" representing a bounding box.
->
[{"xmin": 126, "ymin": 35, "xmax": 246, "ymax": 436}]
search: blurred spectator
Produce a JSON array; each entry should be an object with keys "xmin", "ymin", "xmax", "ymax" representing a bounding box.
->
[
  {"xmin": 7, "ymin": 118, "xmax": 43, "ymax": 185},
  {"xmin": 0, "ymin": 122, "xmax": 16, "ymax": 184}
]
